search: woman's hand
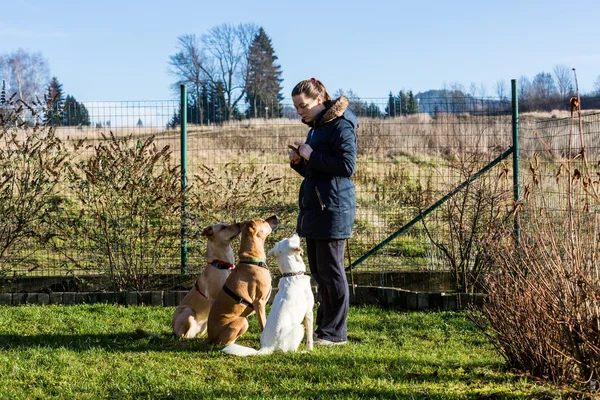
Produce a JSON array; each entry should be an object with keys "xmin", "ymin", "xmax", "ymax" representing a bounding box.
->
[
  {"xmin": 288, "ymin": 145, "xmax": 302, "ymax": 164},
  {"xmin": 294, "ymin": 141, "xmax": 313, "ymax": 160}
]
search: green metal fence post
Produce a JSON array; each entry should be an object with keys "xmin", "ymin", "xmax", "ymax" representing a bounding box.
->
[
  {"xmin": 180, "ymin": 84, "xmax": 188, "ymax": 274},
  {"xmin": 511, "ymin": 79, "xmax": 521, "ymax": 244}
]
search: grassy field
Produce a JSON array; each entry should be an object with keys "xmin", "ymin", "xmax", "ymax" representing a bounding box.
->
[{"xmin": 0, "ymin": 304, "xmax": 575, "ymax": 399}]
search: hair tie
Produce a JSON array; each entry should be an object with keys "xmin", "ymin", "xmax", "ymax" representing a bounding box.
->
[{"xmin": 311, "ymin": 77, "xmax": 318, "ymax": 83}]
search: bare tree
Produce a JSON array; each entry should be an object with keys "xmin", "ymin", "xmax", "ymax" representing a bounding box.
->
[
  {"xmin": 518, "ymin": 75, "xmax": 531, "ymax": 102},
  {"xmin": 168, "ymin": 34, "xmax": 209, "ymax": 122},
  {"xmin": 468, "ymin": 82, "xmax": 487, "ymax": 98},
  {"xmin": 531, "ymin": 72, "xmax": 557, "ymax": 99},
  {"xmin": 593, "ymin": 74, "xmax": 600, "ymax": 96},
  {"xmin": 444, "ymin": 81, "xmax": 466, "ymax": 94},
  {"xmin": 552, "ymin": 64, "xmax": 573, "ymax": 98},
  {"xmin": 0, "ymin": 48, "xmax": 49, "ymax": 103},
  {"xmin": 495, "ymin": 79, "xmax": 508, "ymax": 101},
  {"xmin": 201, "ymin": 23, "xmax": 259, "ymax": 119}
]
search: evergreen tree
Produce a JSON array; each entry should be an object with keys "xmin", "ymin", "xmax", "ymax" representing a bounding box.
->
[
  {"xmin": 245, "ymin": 27, "xmax": 284, "ymax": 119},
  {"xmin": 386, "ymin": 90, "xmax": 421, "ymax": 116},
  {"xmin": 396, "ymin": 90, "xmax": 408, "ymax": 115},
  {"xmin": 406, "ymin": 91, "xmax": 418, "ymax": 114},
  {"xmin": 167, "ymin": 110, "xmax": 180, "ymax": 129},
  {"xmin": 1, "ymin": 80, "xmax": 6, "ymax": 103},
  {"xmin": 385, "ymin": 91, "xmax": 397, "ymax": 117},
  {"xmin": 0, "ymin": 80, "xmax": 8, "ymax": 125},
  {"xmin": 62, "ymin": 95, "xmax": 91, "ymax": 126},
  {"xmin": 45, "ymin": 77, "xmax": 64, "ymax": 126},
  {"xmin": 187, "ymin": 97, "xmax": 201, "ymax": 125},
  {"xmin": 200, "ymin": 82, "xmax": 210, "ymax": 124},
  {"xmin": 365, "ymin": 102, "xmax": 382, "ymax": 118},
  {"xmin": 208, "ymin": 81, "xmax": 227, "ymax": 124}
]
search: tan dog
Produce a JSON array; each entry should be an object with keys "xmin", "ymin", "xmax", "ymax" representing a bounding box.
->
[
  {"xmin": 171, "ymin": 222, "xmax": 241, "ymax": 339},
  {"xmin": 570, "ymin": 96, "xmax": 580, "ymax": 118},
  {"xmin": 206, "ymin": 215, "xmax": 279, "ymax": 345},
  {"xmin": 222, "ymin": 233, "xmax": 314, "ymax": 356}
]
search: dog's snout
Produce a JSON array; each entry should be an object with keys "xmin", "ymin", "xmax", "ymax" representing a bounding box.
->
[
  {"xmin": 230, "ymin": 222, "xmax": 243, "ymax": 239},
  {"xmin": 266, "ymin": 215, "xmax": 279, "ymax": 231}
]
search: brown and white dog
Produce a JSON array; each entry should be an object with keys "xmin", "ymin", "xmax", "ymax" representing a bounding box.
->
[
  {"xmin": 171, "ymin": 222, "xmax": 241, "ymax": 339},
  {"xmin": 206, "ymin": 216, "xmax": 278, "ymax": 345}
]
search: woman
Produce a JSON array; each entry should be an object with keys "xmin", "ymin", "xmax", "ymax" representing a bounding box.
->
[{"xmin": 289, "ymin": 78, "xmax": 357, "ymax": 346}]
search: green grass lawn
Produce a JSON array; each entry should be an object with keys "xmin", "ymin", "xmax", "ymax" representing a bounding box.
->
[{"xmin": 0, "ymin": 304, "xmax": 572, "ymax": 399}]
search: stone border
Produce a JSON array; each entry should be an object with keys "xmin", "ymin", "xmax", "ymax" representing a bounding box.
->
[
  {"xmin": 349, "ymin": 286, "xmax": 486, "ymax": 310},
  {"xmin": 0, "ymin": 286, "xmax": 486, "ymax": 310}
]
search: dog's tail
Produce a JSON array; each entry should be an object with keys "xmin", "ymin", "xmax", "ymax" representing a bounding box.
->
[
  {"xmin": 221, "ymin": 343, "xmax": 259, "ymax": 356},
  {"xmin": 135, "ymin": 328, "xmax": 162, "ymax": 339},
  {"xmin": 256, "ymin": 347, "xmax": 275, "ymax": 355}
]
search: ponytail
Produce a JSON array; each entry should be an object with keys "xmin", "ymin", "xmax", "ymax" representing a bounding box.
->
[{"xmin": 291, "ymin": 78, "xmax": 332, "ymax": 107}]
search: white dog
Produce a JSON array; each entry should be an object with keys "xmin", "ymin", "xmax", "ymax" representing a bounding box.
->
[{"xmin": 222, "ymin": 233, "xmax": 314, "ymax": 356}]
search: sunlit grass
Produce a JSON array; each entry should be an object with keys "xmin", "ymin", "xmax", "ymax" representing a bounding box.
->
[{"xmin": 0, "ymin": 304, "xmax": 572, "ymax": 399}]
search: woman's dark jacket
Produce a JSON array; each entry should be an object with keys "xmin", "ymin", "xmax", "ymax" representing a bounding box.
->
[{"xmin": 291, "ymin": 96, "xmax": 358, "ymax": 240}]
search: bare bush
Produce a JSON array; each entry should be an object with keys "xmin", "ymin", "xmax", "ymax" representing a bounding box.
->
[
  {"xmin": 472, "ymin": 116, "xmax": 600, "ymax": 386},
  {"xmin": 421, "ymin": 152, "xmax": 512, "ymax": 293},
  {"xmin": 0, "ymin": 92, "xmax": 71, "ymax": 278},
  {"xmin": 49, "ymin": 132, "xmax": 185, "ymax": 291}
]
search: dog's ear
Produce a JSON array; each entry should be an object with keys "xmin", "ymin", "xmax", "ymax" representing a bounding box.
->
[
  {"xmin": 244, "ymin": 220, "xmax": 257, "ymax": 235},
  {"xmin": 239, "ymin": 219, "xmax": 251, "ymax": 232},
  {"xmin": 201, "ymin": 226, "xmax": 213, "ymax": 237},
  {"xmin": 293, "ymin": 246, "xmax": 304, "ymax": 262},
  {"xmin": 291, "ymin": 245, "xmax": 303, "ymax": 256},
  {"xmin": 265, "ymin": 215, "xmax": 279, "ymax": 231}
]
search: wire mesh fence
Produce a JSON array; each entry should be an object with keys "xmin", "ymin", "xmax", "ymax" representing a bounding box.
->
[
  {"xmin": 4, "ymin": 93, "xmax": 596, "ymax": 293},
  {"xmin": 518, "ymin": 110, "xmax": 600, "ymax": 241}
]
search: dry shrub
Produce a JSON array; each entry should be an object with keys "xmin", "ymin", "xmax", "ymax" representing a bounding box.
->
[
  {"xmin": 472, "ymin": 115, "xmax": 600, "ymax": 386},
  {"xmin": 49, "ymin": 132, "xmax": 185, "ymax": 291},
  {"xmin": 0, "ymin": 92, "xmax": 72, "ymax": 278},
  {"xmin": 421, "ymin": 152, "xmax": 512, "ymax": 293}
]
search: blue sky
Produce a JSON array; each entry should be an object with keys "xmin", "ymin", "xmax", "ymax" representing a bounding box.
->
[{"xmin": 1, "ymin": 0, "xmax": 599, "ymax": 102}]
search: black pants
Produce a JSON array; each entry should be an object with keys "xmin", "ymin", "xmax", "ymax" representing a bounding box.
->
[{"xmin": 306, "ymin": 238, "xmax": 349, "ymax": 342}]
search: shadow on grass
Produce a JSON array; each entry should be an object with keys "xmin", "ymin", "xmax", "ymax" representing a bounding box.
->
[{"xmin": 0, "ymin": 332, "xmax": 220, "ymax": 353}]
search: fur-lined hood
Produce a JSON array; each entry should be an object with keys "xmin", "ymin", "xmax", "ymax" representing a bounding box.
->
[{"xmin": 304, "ymin": 96, "xmax": 358, "ymax": 129}]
